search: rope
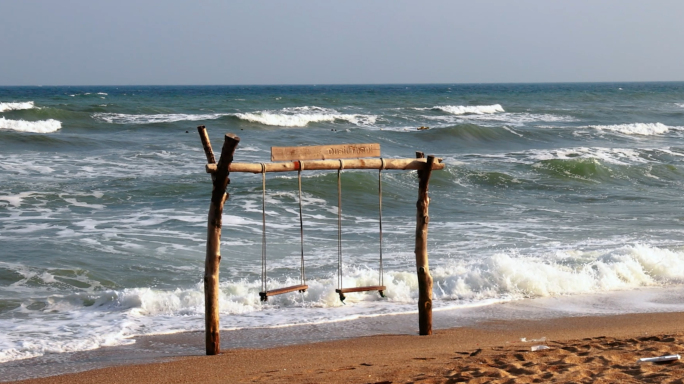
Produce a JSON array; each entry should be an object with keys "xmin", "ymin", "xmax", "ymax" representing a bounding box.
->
[
  {"xmin": 260, "ymin": 163, "xmax": 267, "ymax": 293},
  {"xmin": 298, "ymin": 161, "xmax": 305, "ymax": 285},
  {"xmin": 379, "ymin": 158, "xmax": 384, "ymax": 287},
  {"xmin": 337, "ymin": 159, "xmax": 344, "ymax": 290}
]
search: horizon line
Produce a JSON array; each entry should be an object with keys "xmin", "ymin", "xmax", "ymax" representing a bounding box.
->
[{"xmin": 1, "ymin": 80, "xmax": 684, "ymax": 87}]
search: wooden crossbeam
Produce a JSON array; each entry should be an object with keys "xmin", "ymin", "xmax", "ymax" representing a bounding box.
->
[{"xmin": 205, "ymin": 158, "xmax": 444, "ymax": 174}]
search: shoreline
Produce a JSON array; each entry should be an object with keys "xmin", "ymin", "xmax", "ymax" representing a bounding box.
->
[
  {"xmin": 5, "ymin": 286, "xmax": 684, "ymax": 383},
  {"xmin": 6, "ymin": 311, "xmax": 684, "ymax": 383}
]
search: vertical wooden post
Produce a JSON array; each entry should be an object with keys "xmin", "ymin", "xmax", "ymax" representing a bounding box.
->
[
  {"xmin": 198, "ymin": 126, "xmax": 240, "ymax": 355},
  {"xmin": 197, "ymin": 125, "xmax": 216, "ymax": 164},
  {"xmin": 415, "ymin": 152, "xmax": 435, "ymax": 335}
]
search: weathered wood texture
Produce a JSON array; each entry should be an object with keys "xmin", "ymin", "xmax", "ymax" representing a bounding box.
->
[
  {"xmin": 271, "ymin": 143, "xmax": 380, "ymax": 161},
  {"xmin": 259, "ymin": 284, "xmax": 309, "ymax": 301},
  {"xmin": 335, "ymin": 286, "xmax": 386, "ymax": 294},
  {"xmin": 197, "ymin": 128, "xmax": 442, "ymax": 348},
  {"xmin": 202, "ymin": 131, "xmax": 240, "ymax": 355},
  {"xmin": 197, "ymin": 125, "xmax": 216, "ymax": 164},
  {"xmin": 415, "ymin": 152, "xmax": 435, "ymax": 336},
  {"xmin": 206, "ymin": 158, "xmax": 444, "ymax": 174}
]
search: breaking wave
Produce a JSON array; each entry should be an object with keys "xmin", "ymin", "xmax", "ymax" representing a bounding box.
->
[
  {"xmin": 0, "ymin": 101, "xmax": 36, "ymax": 113},
  {"xmin": 0, "ymin": 117, "xmax": 61, "ymax": 133},
  {"xmin": 93, "ymin": 113, "xmax": 229, "ymax": 124},
  {"xmin": 3, "ymin": 243, "xmax": 684, "ymax": 363},
  {"xmin": 432, "ymin": 104, "xmax": 505, "ymax": 115},
  {"xmin": 234, "ymin": 106, "xmax": 377, "ymax": 127},
  {"xmin": 93, "ymin": 107, "xmax": 377, "ymax": 127},
  {"xmin": 589, "ymin": 122, "xmax": 672, "ymax": 135}
]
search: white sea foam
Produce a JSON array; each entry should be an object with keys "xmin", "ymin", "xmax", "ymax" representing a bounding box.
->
[
  {"xmin": 433, "ymin": 244, "xmax": 684, "ymax": 299},
  {"xmin": 433, "ymin": 104, "xmax": 505, "ymax": 115},
  {"xmin": 0, "ymin": 117, "xmax": 61, "ymax": 133},
  {"xmin": 589, "ymin": 122, "xmax": 672, "ymax": 135},
  {"xmin": 61, "ymin": 197, "xmax": 105, "ymax": 210},
  {"xmin": 94, "ymin": 107, "xmax": 377, "ymax": 127},
  {"xmin": 415, "ymin": 110, "xmax": 576, "ymax": 129},
  {"xmin": 234, "ymin": 106, "xmax": 377, "ymax": 127},
  {"xmin": 0, "ymin": 192, "xmax": 37, "ymax": 207},
  {"xmin": 93, "ymin": 113, "xmax": 228, "ymax": 124},
  {"xmin": 524, "ymin": 147, "xmax": 647, "ymax": 166},
  {"xmin": 3, "ymin": 244, "xmax": 684, "ymax": 363},
  {"xmin": 0, "ymin": 101, "xmax": 35, "ymax": 112},
  {"xmin": 466, "ymin": 112, "xmax": 575, "ymax": 124}
]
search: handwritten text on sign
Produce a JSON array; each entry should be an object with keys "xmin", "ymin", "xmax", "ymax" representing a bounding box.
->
[{"xmin": 271, "ymin": 143, "xmax": 381, "ymax": 161}]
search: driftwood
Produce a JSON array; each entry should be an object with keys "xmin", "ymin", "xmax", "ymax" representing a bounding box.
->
[
  {"xmin": 198, "ymin": 126, "xmax": 240, "ymax": 355},
  {"xmin": 415, "ymin": 152, "xmax": 435, "ymax": 336},
  {"xmin": 206, "ymin": 158, "xmax": 444, "ymax": 174}
]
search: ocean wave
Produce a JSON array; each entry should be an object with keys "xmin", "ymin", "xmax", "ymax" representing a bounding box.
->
[
  {"xmin": 418, "ymin": 123, "xmax": 527, "ymax": 141},
  {"xmin": 452, "ymin": 146, "xmax": 684, "ymax": 188},
  {"xmin": 0, "ymin": 117, "xmax": 61, "ymax": 133},
  {"xmin": 532, "ymin": 157, "xmax": 609, "ymax": 181},
  {"xmin": 432, "ymin": 104, "xmax": 505, "ymax": 115},
  {"xmin": 0, "ymin": 101, "xmax": 36, "ymax": 113},
  {"xmin": 589, "ymin": 122, "xmax": 672, "ymax": 135},
  {"xmin": 450, "ymin": 244, "xmax": 678, "ymax": 297},
  {"xmin": 526, "ymin": 147, "xmax": 647, "ymax": 166},
  {"xmin": 234, "ymin": 106, "xmax": 377, "ymax": 127},
  {"xmin": 92, "ymin": 113, "xmax": 229, "ymax": 124},
  {"xmin": 2, "ymin": 244, "xmax": 684, "ymax": 363},
  {"xmin": 429, "ymin": 243, "xmax": 684, "ymax": 300},
  {"xmin": 417, "ymin": 111, "xmax": 576, "ymax": 128}
]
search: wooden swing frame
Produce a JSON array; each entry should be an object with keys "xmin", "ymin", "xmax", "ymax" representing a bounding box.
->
[{"xmin": 197, "ymin": 126, "xmax": 443, "ymax": 355}]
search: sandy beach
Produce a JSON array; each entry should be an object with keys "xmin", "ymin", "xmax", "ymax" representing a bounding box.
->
[
  {"xmin": 4, "ymin": 1, "xmax": 684, "ymax": 382},
  {"xmin": 6, "ymin": 311, "xmax": 684, "ymax": 384}
]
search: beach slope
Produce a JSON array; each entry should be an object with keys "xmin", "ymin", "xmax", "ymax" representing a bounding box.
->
[{"xmin": 8, "ymin": 312, "xmax": 684, "ymax": 384}]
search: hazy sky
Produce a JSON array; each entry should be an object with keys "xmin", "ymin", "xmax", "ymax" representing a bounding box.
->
[{"xmin": 1, "ymin": 1, "xmax": 683, "ymax": 85}]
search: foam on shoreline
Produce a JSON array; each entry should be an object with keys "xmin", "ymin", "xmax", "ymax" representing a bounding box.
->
[
  {"xmin": 2, "ymin": 244, "xmax": 684, "ymax": 364},
  {"xmin": 3, "ymin": 288, "xmax": 684, "ymax": 382}
]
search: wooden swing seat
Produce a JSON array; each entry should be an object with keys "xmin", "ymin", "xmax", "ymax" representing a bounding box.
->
[
  {"xmin": 259, "ymin": 284, "xmax": 308, "ymax": 302},
  {"xmin": 335, "ymin": 285, "xmax": 386, "ymax": 301}
]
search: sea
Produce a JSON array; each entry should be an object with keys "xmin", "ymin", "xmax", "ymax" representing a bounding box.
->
[{"xmin": 2, "ymin": 83, "xmax": 684, "ymax": 375}]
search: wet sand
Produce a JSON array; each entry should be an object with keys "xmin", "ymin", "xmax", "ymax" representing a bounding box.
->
[{"xmin": 8, "ymin": 311, "xmax": 684, "ymax": 384}]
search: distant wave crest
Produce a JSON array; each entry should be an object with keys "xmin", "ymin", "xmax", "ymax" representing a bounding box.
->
[
  {"xmin": 93, "ymin": 113, "xmax": 229, "ymax": 124},
  {"xmin": 234, "ymin": 106, "xmax": 377, "ymax": 127},
  {"xmin": 0, "ymin": 101, "xmax": 36, "ymax": 113},
  {"xmin": 589, "ymin": 122, "xmax": 672, "ymax": 135},
  {"xmin": 93, "ymin": 107, "xmax": 377, "ymax": 127},
  {"xmin": 0, "ymin": 117, "xmax": 61, "ymax": 133},
  {"xmin": 433, "ymin": 104, "xmax": 505, "ymax": 115}
]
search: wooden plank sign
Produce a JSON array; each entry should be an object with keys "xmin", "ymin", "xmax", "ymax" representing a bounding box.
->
[{"xmin": 271, "ymin": 143, "xmax": 381, "ymax": 162}]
